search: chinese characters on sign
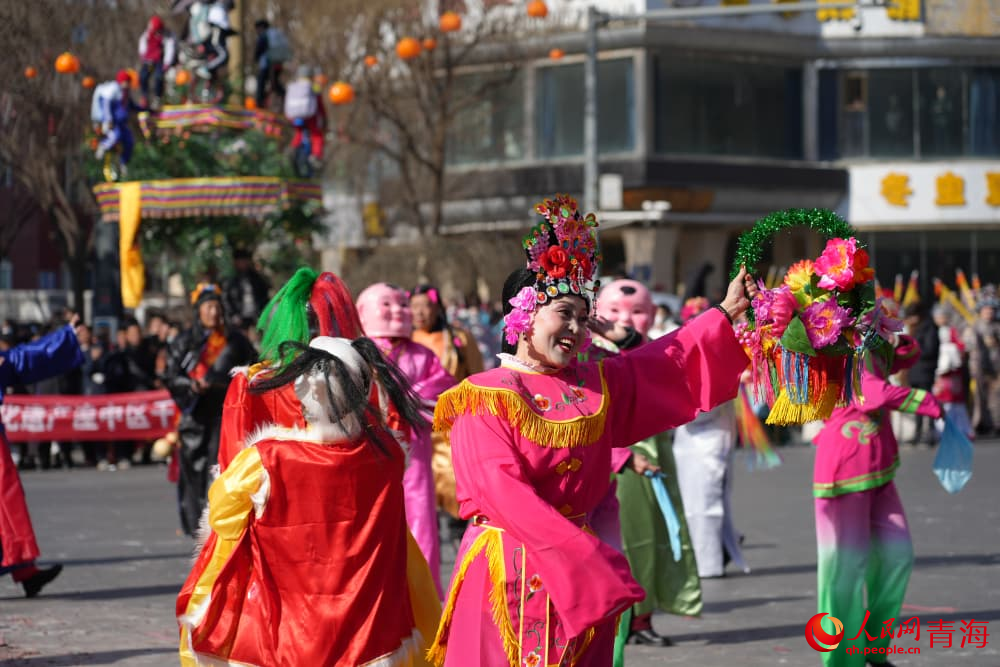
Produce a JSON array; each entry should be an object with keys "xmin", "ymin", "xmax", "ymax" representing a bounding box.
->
[
  {"xmin": 1, "ymin": 390, "xmax": 178, "ymax": 442},
  {"xmin": 851, "ymin": 611, "xmax": 989, "ymax": 648},
  {"xmin": 879, "ymin": 171, "xmax": 1000, "ymax": 207}
]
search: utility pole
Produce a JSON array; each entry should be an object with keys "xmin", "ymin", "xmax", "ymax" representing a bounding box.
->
[{"xmin": 582, "ymin": 6, "xmax": 604, "ymax": 214}]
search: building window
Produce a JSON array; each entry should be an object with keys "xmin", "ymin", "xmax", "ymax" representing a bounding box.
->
[
  {"xmin": 869, "ymin": 69, "xmax": 915, "ymax": 158},
  {"xmin": 534, "ymin": 57, "xmax": 635, "ymax": 158},
  {"xmin": 832, "ymin": 67, "xmax": 1000, "ymax": 159},
  {"xmin": 919, "ymin": 69, "xmax": 964, "ymax": 158},
  {"xmin": 654, "ymin": 55, "xmax": 802, "ymax": 159},
  {"xmin": 447, "ymin": 69, "xmax": 524, "ymax": 165},
  {"xmin": 38, "ymin": 271, "xmax": 57, "ymax": 289},
  {"xmin": 0, "ymin": 259, "xmax": 11, "ymax": 290}
]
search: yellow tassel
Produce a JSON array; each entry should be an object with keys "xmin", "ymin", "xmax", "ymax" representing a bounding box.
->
[
  {"xmin": 765, "ymin": 387, "xmax": 841, "ymax": 426},
  {"xmin": 426, "ymin": 531, "xmax": 491, "ymax": 666},
  {"xmin": 433, "ymin": 371, "xmax": 608, "ymax": 449},
  {"xmin": 484, "ymin": 530, "xmax": 519, "ymax": 667},
  {"xmin": 426, "ymin": 529, "xmax": 519, "ymax": 667}
]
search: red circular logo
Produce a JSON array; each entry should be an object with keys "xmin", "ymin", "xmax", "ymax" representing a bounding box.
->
[{"xmin": 805, "ymin": 612, "xmax": 845, "ymax": 652}]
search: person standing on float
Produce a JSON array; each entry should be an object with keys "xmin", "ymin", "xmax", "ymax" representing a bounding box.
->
[
  {"xmin": 357, "ymin": 283, "xmax": 456, "ymax": 594},
  {"xmin": 0, "ymin": 315, "xmax": 84, "ymax": 597},
  {"xmin": 427, "ymin": 195, "xmax": 756, "ymax": 666},
  {"xmin": 583, "ymin": 279, "xmax": 703, "ymax": 647}
]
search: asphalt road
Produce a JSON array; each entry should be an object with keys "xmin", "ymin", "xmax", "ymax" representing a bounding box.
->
[{"xmin": 1, "ymin": 442, "xmax": 998, "ymax": 666}]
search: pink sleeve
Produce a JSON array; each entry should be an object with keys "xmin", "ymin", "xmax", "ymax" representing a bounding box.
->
[
  {"xmin": 610, "ymin": 447, "xmax": 633, "ymax": 473},
  {"xmin": 410, "ymin": 344, "xmax": 457, "ymax": 403},
  {"xmin": 602, "ymin": 308, "xmax": 748, "ymax": 447},
  {"xmin": 450, "ymin": 412, "xmax": 644, "ymax": 636},
  {"xmin": 858, "ymin": 373, "xmax": 942, "ymax": 418}
]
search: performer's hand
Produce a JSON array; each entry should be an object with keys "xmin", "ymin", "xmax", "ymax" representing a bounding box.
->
[
  {"xmin": 628, "ymin": 452, "xmax": 660, "ymax": 476},
  {"xmin": 587, "ymin": 315, "xmax": 628, "ymax": 342},
  {"xmin": 720, "ymin": 267, "xmax": 756, "ymax": 320}
]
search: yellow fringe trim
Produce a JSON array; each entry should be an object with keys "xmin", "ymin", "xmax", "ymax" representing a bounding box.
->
[
  {"xmin": 433, "ymin": 368, "xmax": 608, "ymax": 449},
  {"xmin": 426, "ymin": 528, "xmax": 519, "ymax": 667},
  {"xmin": 765, "ymin": 386, "xmax": 841, "ymax": 426}
]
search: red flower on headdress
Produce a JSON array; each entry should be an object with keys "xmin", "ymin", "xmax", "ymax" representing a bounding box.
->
[{"xmin": 540, "ymin": 246, "xmax": 570, "ymax": 279}]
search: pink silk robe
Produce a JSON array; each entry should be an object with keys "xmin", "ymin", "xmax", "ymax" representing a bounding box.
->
[
  {"xmin": 430, "ymin": 309, "xmax": 748, "ymax": 666},
  {"xmin": 377, "ymin": 337, "xmax": 457, "ymax": 595}
]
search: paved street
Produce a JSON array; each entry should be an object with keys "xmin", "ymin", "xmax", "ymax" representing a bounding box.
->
[{"xmin": 1, "ymin": 442, "xmax": 998, "ymax": 666}]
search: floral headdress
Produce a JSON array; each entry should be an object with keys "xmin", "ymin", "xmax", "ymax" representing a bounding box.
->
[
  {"xmin": 504, "ymin": 195, "xmax": 602, "ymax": 345},
  {"xmin": 190, "ymin": 282, "xmax": 222, "ymax": 306}
]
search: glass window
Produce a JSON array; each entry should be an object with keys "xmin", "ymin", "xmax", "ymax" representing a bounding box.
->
[
  {"xmin": 447, "ymin": 70, "xmax": 524, "ymax": 165},
  {"xmin": 0, "ymin": 259, "xmax": 11, "ymax": 290},
  {"xmin": 919, "ymin": 69, "xmax": 964, "ymax": 158},
  {"xmin": 38, "ymin": 271, "xmax": 56, "ymax": 290},
  {"xmin": 968, "ymin": 68, "xmax": 1000, "ymax": 157},
  {"xmin": 535, "ymin": 58, "xmax": 635, "ymax": 158},
  {"xmin": 868, "ymin": 70, "xmax": 915, "ymax": 158},
  {"xmin": 655, "ymin": 55, "xmax": 801, "ymax": 159}
]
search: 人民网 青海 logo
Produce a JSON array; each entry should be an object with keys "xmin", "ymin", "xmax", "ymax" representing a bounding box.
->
[{"xmin": 805, "ymin": 612, "xmax": 845, "ymax": 652}]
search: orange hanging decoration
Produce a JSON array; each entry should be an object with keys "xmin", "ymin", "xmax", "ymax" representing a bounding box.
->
[
  {"xmin": 82, "ymin": 76, "xmax": 96, "ymax": 89},
  {"xmin": 244, "ymin": 96, "xmax": 257, "ymax": 110},
  {"xmin": 548, "ymin": 48, "xmax": 565, "ymax": 60},
  {"xmin": 527, "ymin": 0, "xmax": 549, "ymax": 18},
  {"xmin": 422, "ymin": 37, "xmax": 438, "ymax": 51},
  {"xmin": 126, "ymin": 68, "xmax": 140, "ymax": 89},
  {"xmin": 396, "ymin": 37, "xmax": 422, "ymax": 60},
  {"xmin": 328, "ymin": 81, "xmax": 355, "ymax": 105},
  {"xmin": 439, "ymin": 11, "xmax": 462, "ymax": 32},
  {"xmin": 175, "ymin": 69, "xmax": 192, "ymax": 86},
  {"xmin": 364, "ymin": 55, "xmax": 379, "ymax": 67},
  {"xmin": 24, "ymin": 66, "xmax": 38, "ymax": 79},
  {"xmin": 54, "ymin": 52, "xmax": 80, "ymax": 74}
]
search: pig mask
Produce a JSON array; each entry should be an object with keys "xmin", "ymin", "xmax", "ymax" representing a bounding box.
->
[
  {"xmin": 596, "ymin": 279, "xmax": 655, "ymax": 338},
  {"xmin": 356, "ymin": 283, "xmax": 413, "ymax": 338}
]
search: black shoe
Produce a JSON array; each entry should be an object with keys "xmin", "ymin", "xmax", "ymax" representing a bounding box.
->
[
  {"xmin": 22, "ymin": 564, "xmax": 62, "ymax": 598},
  {"xmin": 867, "ymin": 660, "xmax": 895, "ymax": 667},
  {"xmin": 627, "ymin": 628, "xmax": 673, "ymax": 647}
]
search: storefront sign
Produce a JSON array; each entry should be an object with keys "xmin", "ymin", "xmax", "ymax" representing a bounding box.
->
[{"xmin": 849, "ymin": 162, "xmax": 1000, "ymax": 226}]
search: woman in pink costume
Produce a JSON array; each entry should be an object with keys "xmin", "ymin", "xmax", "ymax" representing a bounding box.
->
[
  {"xmin": 427, "ymin": 195, "xmax": 756, "ymax": 666},
  {"xmin": 812, "ymin": 334, "xmax": 942, "ymax": 667},
  {"xmin": 357, "ymin": 283, "xmax": 456, "ymax": 594}
]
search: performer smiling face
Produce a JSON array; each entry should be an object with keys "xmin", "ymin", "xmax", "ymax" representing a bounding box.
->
[{"xmin": 518, "ymin": 295, "xmax": 589, "ymax": 370}]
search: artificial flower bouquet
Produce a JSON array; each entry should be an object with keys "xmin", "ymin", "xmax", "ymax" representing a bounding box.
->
[{"xmin": 734, "ymin": 210, "xmax": 902, "ymax": 425}]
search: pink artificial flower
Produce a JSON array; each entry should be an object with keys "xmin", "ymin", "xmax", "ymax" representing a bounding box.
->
[
  {"xmin": 509, "ymin": 286, "xmax": 538, "ymax": 311},
  {"xmin": 752, "ymin": 284, "xmax": 797, "ymax": 335},
  {"xmin": 769, "ymin": 286, "xmax": 798, "ymax": 337},
  {"xmin": 815, "ymin": 238, "xmax": 861, "ymax": 291},
  {"xmin": 801, "ymin": 299, "xmax": 853, "ymax": 349},
  {"xmin": 858, "ymin": 297, "xmax": 904, "ymax": 343},
  {"xmin": 504, "ymin": 309, "xmax": 531, "ymax": 345}
]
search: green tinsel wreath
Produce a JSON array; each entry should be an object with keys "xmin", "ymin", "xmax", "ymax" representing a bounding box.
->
[{"xmin": 729, "ymin": 208, "xmax": 859, "ymax": 280}]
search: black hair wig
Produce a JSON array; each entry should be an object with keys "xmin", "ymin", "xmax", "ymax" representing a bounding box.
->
[{"xmin": 249, "ymin": 338, "xmax": 429, "ymax": 454}]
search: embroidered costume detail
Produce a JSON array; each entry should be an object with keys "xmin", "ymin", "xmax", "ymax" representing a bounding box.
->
[{"xmin": 433, "ymin": 366, "xmax": 609, "ymax": 449}]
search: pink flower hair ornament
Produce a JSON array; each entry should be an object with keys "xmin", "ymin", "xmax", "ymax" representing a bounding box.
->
[{"xmin": 503, "ymin": 286, "xmax": 536, "ymax": 345}]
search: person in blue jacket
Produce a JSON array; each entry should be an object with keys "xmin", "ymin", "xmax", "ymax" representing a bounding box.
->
[{"xmin": 0, "ymin": 314, "xmax": 85, "ymax": 597}]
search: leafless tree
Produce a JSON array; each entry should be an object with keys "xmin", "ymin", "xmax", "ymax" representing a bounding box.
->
[{"xmin": 0, "ymin": 2, "xmax": 153, "ymax": 309}]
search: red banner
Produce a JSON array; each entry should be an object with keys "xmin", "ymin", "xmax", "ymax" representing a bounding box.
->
[{"xmin": 1, "ymin": 390, "xmax": 179, "ymax": 442}]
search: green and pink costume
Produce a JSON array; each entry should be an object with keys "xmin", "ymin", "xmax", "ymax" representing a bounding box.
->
[{"xmin": 812, "ymin": 336, "xmax": 941, "ymax": 666}]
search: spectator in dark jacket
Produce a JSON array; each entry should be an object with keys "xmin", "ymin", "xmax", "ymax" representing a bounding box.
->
[
  {"xmin": 903, "ymin": 302, "xmax": 941, "ymax": 445},
  {"xmin": 163, "ymin": 284, "xmax": 255, "ymax": 536}
]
